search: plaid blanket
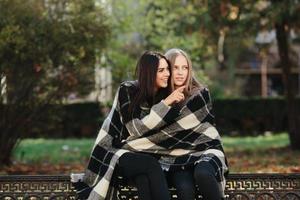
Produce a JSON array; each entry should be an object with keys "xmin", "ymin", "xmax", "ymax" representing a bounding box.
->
[{"xmin": 71, "ymin": 81, "xmax": 228, "ymax": 199}]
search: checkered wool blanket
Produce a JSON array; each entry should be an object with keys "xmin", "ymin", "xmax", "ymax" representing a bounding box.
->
[{"xmin": 71, "ymin": 81, "xmax": 228, "ymax": 200}]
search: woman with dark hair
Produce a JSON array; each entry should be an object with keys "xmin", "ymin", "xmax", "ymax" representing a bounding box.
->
[
  {"xmin": 71, "ymin": 51, "xmax": 174, "ymax": 200},
  {"xmin": 164, "ymin": 48, "xmax": 228, "ymax": 200}
]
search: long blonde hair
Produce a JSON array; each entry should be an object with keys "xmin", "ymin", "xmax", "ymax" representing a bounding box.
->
[{"xmin": 165, "ymin": 48, "xmax": 203, "ymax": 96}]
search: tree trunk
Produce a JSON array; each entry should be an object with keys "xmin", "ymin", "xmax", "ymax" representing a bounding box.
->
[
  {"xmin": 0, "ymin": 133, "xmax": 19, "ymax": 166},
  {"xmin": 275, "ymin": 20, "xmax": 300, "ymax": 150}
]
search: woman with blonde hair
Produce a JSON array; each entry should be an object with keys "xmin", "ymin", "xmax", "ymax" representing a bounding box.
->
[
  {"xmin": 164, "ymin": 48, "xmax": 228, "ymax": 200},
  {"xmin": 165, "ymin": 48, "xmax": 203, "ymax": 96}
]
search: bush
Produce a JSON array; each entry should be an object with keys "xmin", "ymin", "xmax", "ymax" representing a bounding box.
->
[
  {"xmin": 26, "ymin": 103, "xmax": 105, "ymax": 138},
  {"xmin": 20, "ymin": 98, "xmax": 300, "ymax": 138},
  {"xmin": 213, "ymin": 98, "xmax": 299, "ymax": 135}
]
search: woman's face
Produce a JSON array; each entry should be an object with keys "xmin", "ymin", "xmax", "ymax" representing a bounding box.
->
[
  {"xmin": 172, "ymin": 55, "xmax": 189, "ymax": 88},
  {"xmin": 155, "ymin": 58, "xmax": 170, "ymax": 90}
]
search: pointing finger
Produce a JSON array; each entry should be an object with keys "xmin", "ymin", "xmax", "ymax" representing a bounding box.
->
[{"xmin": 176, "ymin": 86, "xmax": 185, "ymax": 92}]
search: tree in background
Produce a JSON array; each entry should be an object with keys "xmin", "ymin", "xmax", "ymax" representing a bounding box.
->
[
  {"xmin": 0, "ymin": 0, "xmax": 110, "ymax": 165},
  {"xmin": 272, "ymin": 0, "xmax": 300, "ymax": 149},
  {"xmin": 203, "ymin": 0, "xmax": 300, "ymax": 149}
]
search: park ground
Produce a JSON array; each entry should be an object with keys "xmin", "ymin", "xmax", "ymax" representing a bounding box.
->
[{"xmin": 1, "ymin": 133, "xmax": 300, "ymax": 175}]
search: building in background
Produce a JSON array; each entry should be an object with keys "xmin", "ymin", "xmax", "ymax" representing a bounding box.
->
[{"xmin": 235, "ymin": 29, "xmax": 300, "ymax": 97}]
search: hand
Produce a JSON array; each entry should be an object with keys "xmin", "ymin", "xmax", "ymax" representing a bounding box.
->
[{"xmin": 163, "ymin": 86, "xmax": 185, "ymax": 106}]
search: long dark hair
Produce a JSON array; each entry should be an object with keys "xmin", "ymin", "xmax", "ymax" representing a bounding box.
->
[{"xmin": 130, "ymin": 51, "xmax": 171, "ymax": 111}]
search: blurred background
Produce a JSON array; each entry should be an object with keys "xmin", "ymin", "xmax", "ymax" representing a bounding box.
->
[{"xmin": 0, "ymin": 0, "xmax": 299, "ymax": 174}]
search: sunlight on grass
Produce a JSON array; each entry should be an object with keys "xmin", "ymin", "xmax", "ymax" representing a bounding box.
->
[{"xmin": 223, "ymin": 132, "xmax": 289, "ymax": 152}]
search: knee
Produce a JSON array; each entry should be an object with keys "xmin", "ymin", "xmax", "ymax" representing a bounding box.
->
[
  {"xmin": 194, "ymin": 163, "xmax": 215, "ymax": 184},
  {"xmin": 194, "ymin": 168, "xmax": 213, "ymax": 183}
]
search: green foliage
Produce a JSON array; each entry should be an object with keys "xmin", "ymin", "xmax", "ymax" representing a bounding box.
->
[
  {"xmin": 139, "ymin": 1, "xmax": 214, "ymax": 69},
  {"xmin": 0, "ymin": 0, "xmax": 110, "ymax": 99},
  {"xmin": 0, "ymin": 0, "xmax": 110, "ymax": 165}
]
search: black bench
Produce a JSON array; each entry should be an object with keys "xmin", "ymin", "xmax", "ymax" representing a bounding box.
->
[{"xmin": 0, "ymin": 173, "xmax": 300, "ymax": 199}]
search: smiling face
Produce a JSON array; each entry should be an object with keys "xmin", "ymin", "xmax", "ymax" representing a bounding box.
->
[
  {"xmin": 155, "ymin": 58, "xmax": 170, "ymax": 91},
  {"xmin": 172, "ymin": 55, "xmax": 189, "ymax": 89}
]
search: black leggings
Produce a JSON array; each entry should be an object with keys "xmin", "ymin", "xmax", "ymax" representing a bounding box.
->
[
  {"xmin": 118, "ymin": 152, "xmax": 170, "ymax": 200},
  {"xmin": 168, "ymin": 162, "xmax": 222, "ymax": 200}
]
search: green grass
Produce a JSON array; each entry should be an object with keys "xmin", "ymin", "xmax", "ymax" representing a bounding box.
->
[
  {"xmin": 13, "ymin": 133, "xmax": 290, "ymax": 164},
  {"xmin": 10, "ymin": 133, "xmax": 300, "ymax": 173},
  {"xmin": 13, "ymin": 138, "xmax": 94, "ymax": 163},
  {"xmin": 222, "ymin": 132, "xmax": 290, "ymax": 152}
]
